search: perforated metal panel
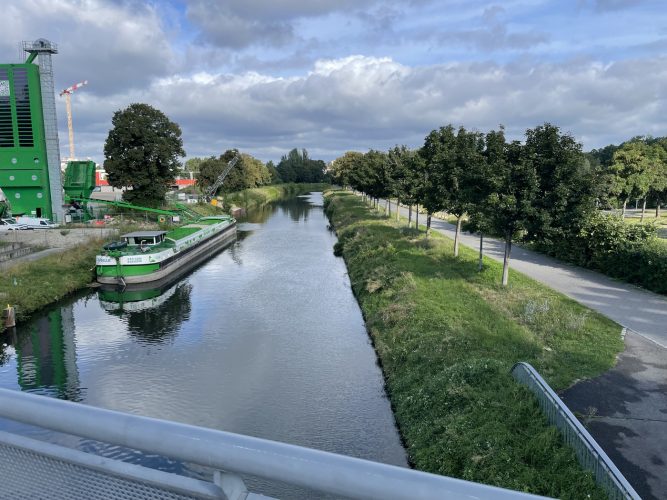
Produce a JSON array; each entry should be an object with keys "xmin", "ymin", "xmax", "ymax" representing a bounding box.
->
[{"xmin": 0, "ymin": 440, "xmax": 220, "ymax": 500}]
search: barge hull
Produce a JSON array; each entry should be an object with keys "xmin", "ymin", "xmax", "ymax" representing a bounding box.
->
[{"xmin": 97, "ymin": 223, "xmax": 236, "ymax": 285}]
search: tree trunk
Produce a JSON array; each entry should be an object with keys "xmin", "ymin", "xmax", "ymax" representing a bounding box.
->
[
  {"xmin": 415, "ymin": 205, "xmax": 419, "ymax": 230},
  {"xmin": 388, "ymin": 199, "xmax": 391, "ymax": 217},
  {"xmin": 454, "ymin": 216, "xmax": 462, "ymax": 257},
  {"xmin": 641, "ymin": 198, "xmax": 647, "ymax": 222},
  {"xmin": 478, "ymin": 233, "xmax": 484, "ymax": 272},
  {"xmin": 622, "ymin": 200, "xmax": 627, "ymax": 218},
  {"xmin": 396, "ymin": 199, "xmax": 400, "ymax": 221},
  {"xmin": 502, "ymin": 233, "xmax": 512, "ymax": 287},
  {"xmin": 385, "ymin": 199, "xmax": 389, "ymax": 216},
  {"xmin": 408, "ymin": 205, "xmax": 412, "ymax": 227},
  {"xmin": 657, "ymin": 202, "xmax": 661, "ymax": 218},
  {"xmin": 426, "ymin": 214, "xmax": 432, "ymax": 237}
]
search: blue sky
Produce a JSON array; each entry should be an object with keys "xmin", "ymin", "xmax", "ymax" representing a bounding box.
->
[{"xmin": 1, "ymin": 0, "xmax": 665, "ymax": 163}]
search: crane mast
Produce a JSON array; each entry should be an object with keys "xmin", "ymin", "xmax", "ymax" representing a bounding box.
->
[
  {"xmin": 59, "ymin": 80, "xmax": 88, "ymax": 160},
  {"xmin": 205, "ymin": 153, "xmax": 241, "ymax": 201}
]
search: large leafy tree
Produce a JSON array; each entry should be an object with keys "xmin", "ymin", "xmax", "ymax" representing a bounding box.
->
[
  {"xmin": 522, "ymin": 123, "xmax": 594, "ymax": 246},
  {"xmin": 449, "ymin": 127, "xmax": 486, "ymax": 256},
  {"xmin": 331, "ymin": 151, "xmax": 364, "ymax": 188},
  {"xmin": 484, "ymin": 133, "xmax": 539, "ymax": 286},
  {"xmin": 387, "ymin": 145, "xmax": 421, "ymax": 224},
  {"xmin": 104, "ymin": 103, "xmax": 185, "ymax": 206}
]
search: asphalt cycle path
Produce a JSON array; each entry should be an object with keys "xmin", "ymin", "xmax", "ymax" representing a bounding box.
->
[{"xmin": 375, "ymin": 197, "xmax": 667, "ymax": 499}]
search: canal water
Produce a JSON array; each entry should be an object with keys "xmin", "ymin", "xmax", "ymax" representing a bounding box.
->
[{"xmin": 0, "ymin": 192, "xmax": 407, "ymax": 497}]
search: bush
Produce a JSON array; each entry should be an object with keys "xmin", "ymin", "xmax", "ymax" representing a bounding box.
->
[{"xmin": 537, "ymin": 212, "xmax": 667, "ymax": 294}]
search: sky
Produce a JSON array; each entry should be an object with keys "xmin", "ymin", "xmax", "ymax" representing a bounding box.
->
[{"xmin": 1, "ymin": 0, "xmax": 666, "ymax": 164}]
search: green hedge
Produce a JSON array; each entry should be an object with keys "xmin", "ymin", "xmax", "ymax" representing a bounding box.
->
[{"xmin": 537, "ymin": 213, "xmax": 667, "ymax": 294}]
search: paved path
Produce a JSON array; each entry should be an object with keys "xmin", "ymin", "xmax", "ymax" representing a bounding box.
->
[
  {"xmin": 0, "ymin": 247, "xmax": 66, "ymax": 270},
  {"xmin": 376, "ymin": 198, "xmax": 667, "ymax": 498}
]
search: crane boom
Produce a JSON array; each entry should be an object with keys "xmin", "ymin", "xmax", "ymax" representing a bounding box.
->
[
  {"xmin": 59, "ymin": 80, "xmax": 88, "ymax": 160},
  {"xmin": 205, "ymin": 153, "xmax": 241, "ymax": 201}
]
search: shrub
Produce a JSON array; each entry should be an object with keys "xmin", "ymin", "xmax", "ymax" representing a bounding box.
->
[{"xmin": 537, "ymin": 212, "xmax": 667, "ymax": 294}]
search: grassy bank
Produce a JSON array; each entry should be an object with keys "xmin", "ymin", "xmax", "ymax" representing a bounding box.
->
[
  {"xmin": 0, "ymin": 239, "xmax": 104, "ymax": 322},
  {"xmin": 223, "ymin": 183, "xmax": 330, "ymax": 211},
  {"xmin": 325, "ymin": 191, "xmax": 623, "ymax": 498}
]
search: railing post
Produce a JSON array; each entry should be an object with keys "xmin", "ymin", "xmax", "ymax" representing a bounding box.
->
[{"xmin": 214, "ymin": 470, "xmax": 249, "ymax": 500}]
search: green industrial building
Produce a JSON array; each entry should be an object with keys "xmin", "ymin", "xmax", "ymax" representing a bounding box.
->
[{"xmin": 0, "ymin": 39, "xmax": 63, "ymax": 221}]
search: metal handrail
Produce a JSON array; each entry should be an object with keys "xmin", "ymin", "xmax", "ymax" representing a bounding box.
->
[
  {"xmin": 0, "ymin": 388, "xmax": 547, "ymax": 499},
  {"xmin": 511, "ymin": 362, "xmax": 640, "ymax": 500}
]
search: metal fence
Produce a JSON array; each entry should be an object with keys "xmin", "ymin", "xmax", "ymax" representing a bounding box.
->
[
  {"xmin": 0, "ymin": 388, "xmax": 547, "ymax": 500},
  {"xmin": 511, "ymin": 362, "xmax": 640, "ymax": 500}
]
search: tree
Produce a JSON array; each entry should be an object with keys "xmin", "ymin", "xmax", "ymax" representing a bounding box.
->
[
  {"xmin": 331, "ymin": 151, "xmax": 364, "ymax": 188},
  {"xmin": 610, "ymin": 140, "xmax": 654, "ymax": 218},
  {"xmin": 266, "ymin": 160, "xmax": 282, "ymax": 184},
  {"xmin": 484, "ymin": 133, "xmax": 539, "ymax": 286},
  {"xmin": 277, "ymin": 148, "xmax": 327, "ymax": 183},
  {"xmin": 196, "ymin": 150, "xmax": 270, "ymax": 195},
  {"xmin": 387, "ymin": 145, "xmax": 421, "ymax": 225},
  {"xmin": 448, "ymin": 127, "xmax": 486, "ymax": 256},
  {"xmin": 522, "ymin": 123, "xmax": 594, "ymax": 247},
  {"xmin": 418, "ymin": 128, "xmax": 453, "ymax": 236},
  {"xmin": 462, "ymin": 129, "xmax": 496, "ymax": 271},
  {"xmin": 104, "ymin": 103, "xmax": 184, "ymax": 206},
  {"xmin": 649, "ymin": 140, "xmax": 667, "ymax": 217},
  {"xmin": 360, "ymin": 150, "xmax": 391, "ymax": 208}
]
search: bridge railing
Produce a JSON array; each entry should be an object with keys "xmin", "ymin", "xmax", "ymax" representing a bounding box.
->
[
  {"xmin": 511, "ymin": 362, "xmax": 640, "ymax": 500},
  {"xmin": 0, "ymin": 388, "xmax": 546, "ymax": 500}
]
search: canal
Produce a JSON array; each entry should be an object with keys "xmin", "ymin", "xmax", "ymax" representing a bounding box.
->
[{"xmin": 0, "ymin": 192, "xmax": 407, "ymax": 497}]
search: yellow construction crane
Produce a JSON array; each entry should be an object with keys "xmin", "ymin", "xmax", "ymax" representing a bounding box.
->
[{"xmin": 59, "ymin": 80, "xmax": 88, "ymax": 160}]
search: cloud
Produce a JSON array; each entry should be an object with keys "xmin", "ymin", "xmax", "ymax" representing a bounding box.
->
[
  {"xmin": 0, "ymin": 0, "xmax": 177, "ymax": 96},
  {"xmin": 185, "ymin": 0, "xmax": 403, "ymax": 49},
  {"xmin": 432, "ymin": 5, "xmax": 548, "ymax": 51},
  {"xmin": 69, "ymin": 54, "xmax": 667, "ymax": 163}
]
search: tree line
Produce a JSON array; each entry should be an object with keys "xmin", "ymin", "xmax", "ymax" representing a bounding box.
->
[
  {"xmin": 588, "ymin": 136, "xmax": 667, "ymax": 220},
  {"xmin": 103, "ymin": 103, "xmax": 328, "ymax": 204},
  {"xmin": 331, "ymin": 123, "xmax": 597, "ymax": 286},
  {"xmin": 188, "ymin": 148, "xmax": 329, "ymax": 195}
]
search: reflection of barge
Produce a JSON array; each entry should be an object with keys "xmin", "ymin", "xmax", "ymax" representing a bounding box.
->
[
  {"xmin": 98, "ymin": 282, "xmax": 180, "ymax": 312},
  {"xmin": 96, "ymin": 216, "xmax": 236, "ymax": 285}
]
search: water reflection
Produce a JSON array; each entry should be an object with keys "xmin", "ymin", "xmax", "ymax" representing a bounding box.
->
[
  {"xmin": 6, "ymin": 305, "xmax": 81, "ymax": 400},
  {"xmin": 99, "ymin": 283, "xmax": 193, "ymax": 344}
]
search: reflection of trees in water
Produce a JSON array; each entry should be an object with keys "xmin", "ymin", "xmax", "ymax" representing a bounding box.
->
[
  {"xmin": 277, "ymin": 198, "xmax": 311, "ymax": 223},
  {"xmin": 124, "ymin": 284, "xmax": 193, "ymax": 344},
  {"xmin": 242, "ymin": 204, "xmax": 273, "ymax": 224}
]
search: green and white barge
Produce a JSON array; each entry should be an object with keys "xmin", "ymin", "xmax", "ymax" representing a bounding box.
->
[{"xmin": 96, "ymin": 216, "xmax": 236, "ymax": 285}]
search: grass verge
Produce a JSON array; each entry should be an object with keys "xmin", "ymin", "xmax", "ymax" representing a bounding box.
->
[
  {"xmin": 325, "ymin": 191, "xmax": 623, "ymax": 498},
  {"xmin": 0, "ymin": 239, "xmax": 104, "ymax": 322}
]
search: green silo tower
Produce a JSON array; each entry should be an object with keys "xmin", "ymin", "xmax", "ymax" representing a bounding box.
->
[{"xmin": 0, "ymin": 39, "xmax": 63, "ymax": 221}]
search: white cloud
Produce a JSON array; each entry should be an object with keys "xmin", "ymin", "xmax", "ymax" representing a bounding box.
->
[
  {"xmin": 0, "ymin": 0, "xmax": 177, "ymax": 95},
  {"xmin": 68, "ymin": 54, "xmax": 667, "ymax": 163}
]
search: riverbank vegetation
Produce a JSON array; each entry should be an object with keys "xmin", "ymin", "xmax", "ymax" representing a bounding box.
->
[
  {"xmin": 325, "ymin": 190, "xmax": 620, "ymax": 498},
  {"xmin": 330, "ymin": 124, "xmax": 667, "ymax": 294},
  {"xmin": 222, "ymin": 183, "xmax": 330, "ymax": 211},
  {"xmin": 0, "ymin": 239, "xmax": 104, "ymax": 322}
]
